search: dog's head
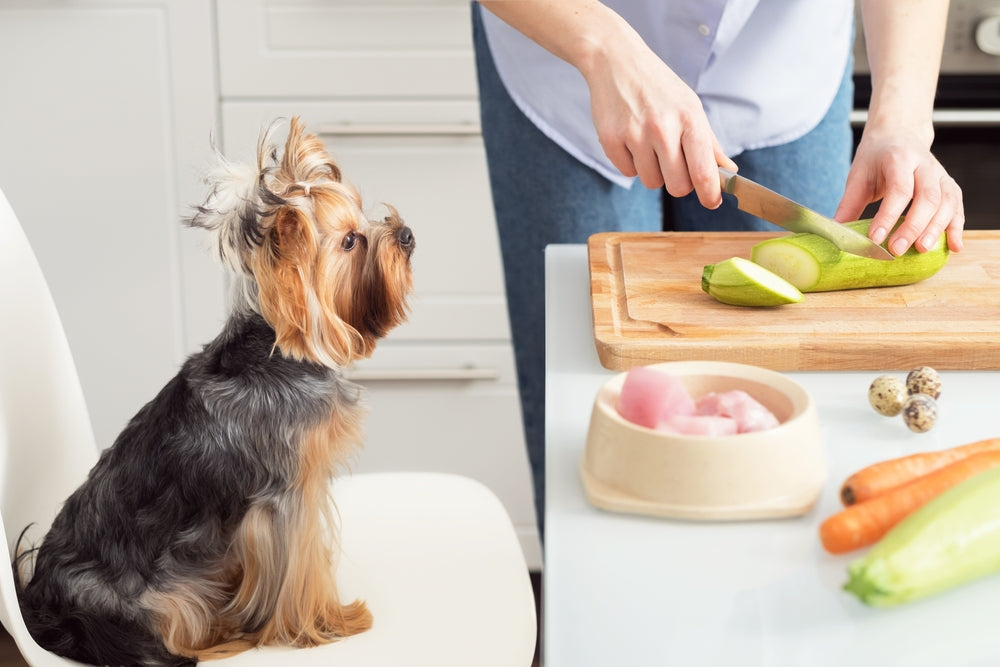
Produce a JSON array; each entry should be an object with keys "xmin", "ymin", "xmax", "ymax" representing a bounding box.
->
[{"xmin": 188, "ymin": 117, "xmax": 415, "ymax": 368}]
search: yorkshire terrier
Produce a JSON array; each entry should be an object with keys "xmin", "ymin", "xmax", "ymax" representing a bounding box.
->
[{"xmin": 14, "ymin": 117, "xmax": 414, "ymax": 666}]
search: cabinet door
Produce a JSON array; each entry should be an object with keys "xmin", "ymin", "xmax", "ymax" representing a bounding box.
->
[
  {"xmin": 0, "ymin": 1, "xmax": 222, "ymax": 448},
  {"xmin": 216, "ymin": 0, "xmax": 477, "ymax": 99}
]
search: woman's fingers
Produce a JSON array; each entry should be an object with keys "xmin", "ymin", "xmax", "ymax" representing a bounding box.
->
[{"xmin": 839, "ymin": 129, "xmax": 965, "ymax": 255}]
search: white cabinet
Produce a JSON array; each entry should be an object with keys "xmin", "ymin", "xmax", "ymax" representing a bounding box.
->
[
  {"xmin": 0, "ymin": 0, "xmax": 222, "ymax": 449},
  {"xmin": 216, "ymin": 1, "xmax": 541, "ymax": 567}
]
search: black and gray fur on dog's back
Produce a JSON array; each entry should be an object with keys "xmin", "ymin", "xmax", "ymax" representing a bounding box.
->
[{"xmin": 14, "ymin": 118, "xmax": 414, "ymax": 666}]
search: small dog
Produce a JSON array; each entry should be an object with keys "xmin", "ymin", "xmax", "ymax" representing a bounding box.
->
[{"xmin": 14, "ymin": 117, "xmax": 414, "ymax": 666}]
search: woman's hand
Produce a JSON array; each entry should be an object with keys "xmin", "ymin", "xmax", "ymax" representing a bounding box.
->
[
  {"xmin": 835, "ymin": 126, "xmax": 965, "ymax": 254},
  {"xmin": 580, "ymin": 34, "xmax": 737, "ymax": 209},
  {"xmin": 848, "ymin": 0, "xmax": 964, "ymax": 255}
]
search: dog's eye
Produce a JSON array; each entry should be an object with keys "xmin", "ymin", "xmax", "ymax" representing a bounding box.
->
[{"xmin": 342, "ymin": 231, "xmax": 358, "ymax": 251}]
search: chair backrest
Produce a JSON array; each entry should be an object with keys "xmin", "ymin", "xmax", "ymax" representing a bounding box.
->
[{"xmin": 0, "ymin": 187, "xmax": 98, "ymax": 645}]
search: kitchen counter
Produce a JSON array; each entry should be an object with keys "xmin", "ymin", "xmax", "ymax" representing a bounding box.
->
[{"xmin": 544, "ymin": 243, "xmax": 1000, "ymax": 667}]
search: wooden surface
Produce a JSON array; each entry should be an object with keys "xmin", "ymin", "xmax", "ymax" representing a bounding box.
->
[
  {"xmin": 0, "ymin": 629, "xmax": 25, "ymax": 667},
  {"xmin": 588, "ymin": 230, "xmax": 1000, "ymax": 371}
]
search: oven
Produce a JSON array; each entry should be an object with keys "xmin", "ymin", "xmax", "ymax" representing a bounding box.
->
[{"xmin": 853, "ymin": 0, "xmax": 1000, "ymax": 229}]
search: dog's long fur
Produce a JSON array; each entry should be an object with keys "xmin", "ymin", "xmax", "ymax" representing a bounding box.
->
[{"xmin": 14, "ymin": 118, "xmax": 414, "ymax": 666}]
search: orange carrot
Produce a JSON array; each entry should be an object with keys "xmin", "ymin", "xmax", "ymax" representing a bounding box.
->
[
  {"xmin": 820, "ymin": 449, "xmax": 1000, "ymax": 554},
  {"xmin": 840, "ymin": 437, "xmax": 1000, "ymax": 506}
]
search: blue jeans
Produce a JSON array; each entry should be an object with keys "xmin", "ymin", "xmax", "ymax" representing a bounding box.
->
[{"xmin": 472, "ymin": 3, "xmax": 853, "ymax": 540}]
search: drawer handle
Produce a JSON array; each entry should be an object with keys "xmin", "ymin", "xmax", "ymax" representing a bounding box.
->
[
  {"xmin": 318, "ymin": 123, "xmax": 481, "ymax": 136},
  {"xmin": 345, "ymin": 367, "xmax": 500, "ymax": 382},
  {"xmin": 851, "ymin": 108, "xmax": 1000, "ymax": 127}
]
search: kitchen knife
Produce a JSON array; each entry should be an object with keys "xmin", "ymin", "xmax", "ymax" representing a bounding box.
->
[{"xmin": 719, "ymin": 167, "xmax": 893, "ymax": 260}]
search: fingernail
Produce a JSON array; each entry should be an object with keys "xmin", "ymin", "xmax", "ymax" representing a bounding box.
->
[
  {"xmin": 870, "ymin": 227, "xmax": 888, "ymax": 244},
  {"xmin": 891, "ymin": 238, "xmax": 909, "ymax": 256},
  {"xmin": 920, "ymin": 234, "xmax": 935, "ymax": 249}
]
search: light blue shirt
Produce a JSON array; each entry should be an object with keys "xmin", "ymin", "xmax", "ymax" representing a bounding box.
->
[{"xmin": 481, "ymin": 0, "xmax": 855, "ymax": 188}]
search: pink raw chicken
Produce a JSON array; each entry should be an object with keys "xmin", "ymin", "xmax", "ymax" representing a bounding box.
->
[
  {"xmin": 616, "ymin": 367, "xmax": 780, "ymax": 435},
  {"xmin": 616, "ymin": 366, "xmax": 695, "ymax": 429},
  {"xmin": 696, "ymin": 390, "xmax": 780, "ymax": 434},
  {"xmin": 655, "ymin": 414, "xmax": 738, "ymax": 436}
]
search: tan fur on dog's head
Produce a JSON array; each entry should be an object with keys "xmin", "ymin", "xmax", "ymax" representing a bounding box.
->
[{"xmin": 189, "ymin": 117, "xmax": 415, "ymax": 368}]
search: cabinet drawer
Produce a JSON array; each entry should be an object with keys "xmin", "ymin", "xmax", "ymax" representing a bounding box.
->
[
  {"xmin": 216, "ymin": 0, "xmax": 477, "ymax": 99},
  {"xmin": 348, "ymin": 344, "xmax": 540, "ymax": 568},
  {"xmin": 222, "ymin": 102, "xmax": 509, "ymax": 343}
]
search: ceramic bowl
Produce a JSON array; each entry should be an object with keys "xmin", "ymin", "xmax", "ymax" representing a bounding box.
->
[{"xmin": 580, "ymin": 360, "xmax": 825, "ymax": 521}]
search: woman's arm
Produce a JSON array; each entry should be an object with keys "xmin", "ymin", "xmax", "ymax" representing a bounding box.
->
[
  {"xmin": 478, "ymin": 1, "xmax": 736, "ymax": 207},
  {"xmin": 838, "ymin": 0, "xmax": 964, "ymax": 253}
]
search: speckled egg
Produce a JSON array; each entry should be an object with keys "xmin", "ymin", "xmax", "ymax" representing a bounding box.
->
[
  {"xmin": 868, "ymin": 375, "xmax": 907, "ymax": 417},
  {"xmin": 906, "ymin": 366, "xmax": 942, "ymax": 400},
  {"xmin": 901, "ymin": 393, "xmax": 938, "ymax": 433}
]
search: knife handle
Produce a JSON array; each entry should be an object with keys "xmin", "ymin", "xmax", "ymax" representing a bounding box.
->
[{"xmin": 718, "ymin": 166, "xmax": 737, "ymax": 194}]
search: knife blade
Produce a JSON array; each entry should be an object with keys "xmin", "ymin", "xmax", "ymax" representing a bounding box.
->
[{"xmin": 718, "ymin": 167, "xmax": 893, "ymax": 260}]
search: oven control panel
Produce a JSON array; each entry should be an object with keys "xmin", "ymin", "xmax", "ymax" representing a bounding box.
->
[
  {"xmin": 855, "ymin": 0, "xmax": 1000, "ymax": 74},
  {"xmin": 975, "ymin": 14, "xmax": 1000, "ymax": 56},
  {"xmin": 947, "ymin": 0, "xmax": 1000, "ymax": 70}
]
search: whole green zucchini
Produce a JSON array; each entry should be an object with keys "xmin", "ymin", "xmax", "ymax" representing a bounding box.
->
[
  {"xmin": 844, "ymin": 465, "xmax": 1000, "ymax": 607},
  {"xmin": 750, "ymin": 220, "xmax": 948, "ymax": 292}
]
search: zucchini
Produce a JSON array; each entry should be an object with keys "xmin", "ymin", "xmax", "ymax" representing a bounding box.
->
[
  {"xmin": 844, "ymin": 466, "xmax": 1000, "ymax": 607},
  {"xmin": 701, "ymin": 256, "xmax": 803, "ymax": 307},
  {"xmin": 750, "ymin": 220, "xmax": 948, "ymax": 292}
]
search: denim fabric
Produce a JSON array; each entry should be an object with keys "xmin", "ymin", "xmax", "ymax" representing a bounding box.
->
[{"xmin": 472, "ymin": 3, "xmax": 852, "ymax": 540}]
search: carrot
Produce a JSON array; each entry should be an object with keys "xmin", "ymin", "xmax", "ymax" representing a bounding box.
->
[
  {"xmin": 820, "ymin": 450, "xmax": 1000, "ymax": 554},
  {"xmin": 840, "ymin": 437, "xmax": 1000, "ymax": 506}
]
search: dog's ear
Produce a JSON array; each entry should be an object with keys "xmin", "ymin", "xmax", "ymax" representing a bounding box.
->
[
  {"xmin": 255, "ymin": 208, "xmax": 311, "ymax": 362},
  {"xmin": 274, "ymin": 206, "xmax": 307, "ymax": 255},
  {"xmin": 255, "ymin": 204, "xmax": 362, "ymax": 369}
]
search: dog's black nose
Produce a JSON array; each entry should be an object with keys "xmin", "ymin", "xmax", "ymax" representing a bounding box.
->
[{"xmin": 396, "ymin": 225, "xmax": 414, "ymax": 249}]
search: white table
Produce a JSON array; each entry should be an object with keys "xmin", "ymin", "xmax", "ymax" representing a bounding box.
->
[{"xmin": 544, "ymin": 244, "xmax": 1000, "ymax": 667}]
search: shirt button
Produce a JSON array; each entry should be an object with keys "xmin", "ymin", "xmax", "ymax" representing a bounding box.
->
[{"xmin": 698, "ymin": 23, "xmax": 711, "ymax": 36}]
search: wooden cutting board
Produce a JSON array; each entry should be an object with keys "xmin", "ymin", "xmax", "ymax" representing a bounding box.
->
[{"xmin": 589, "ymin": 230, "xmax": 1000, "ymax": 371}]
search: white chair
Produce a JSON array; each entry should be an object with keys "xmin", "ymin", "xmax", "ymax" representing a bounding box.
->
[{"xmin": 0, "ymin": 188, "xmax": 537, "ymax": 667}]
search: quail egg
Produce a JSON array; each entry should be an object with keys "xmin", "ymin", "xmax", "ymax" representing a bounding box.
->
[
  {"xmin": 868, "ymin": 375, "xmax": 907, "ymax": 417},
  {"xmin": 901, "ymin": 393, "xmax": 938, "ymax": 433},
  {"xmin": 906, "ymin": 366, "xmax": 942, "ymax": 400}
]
